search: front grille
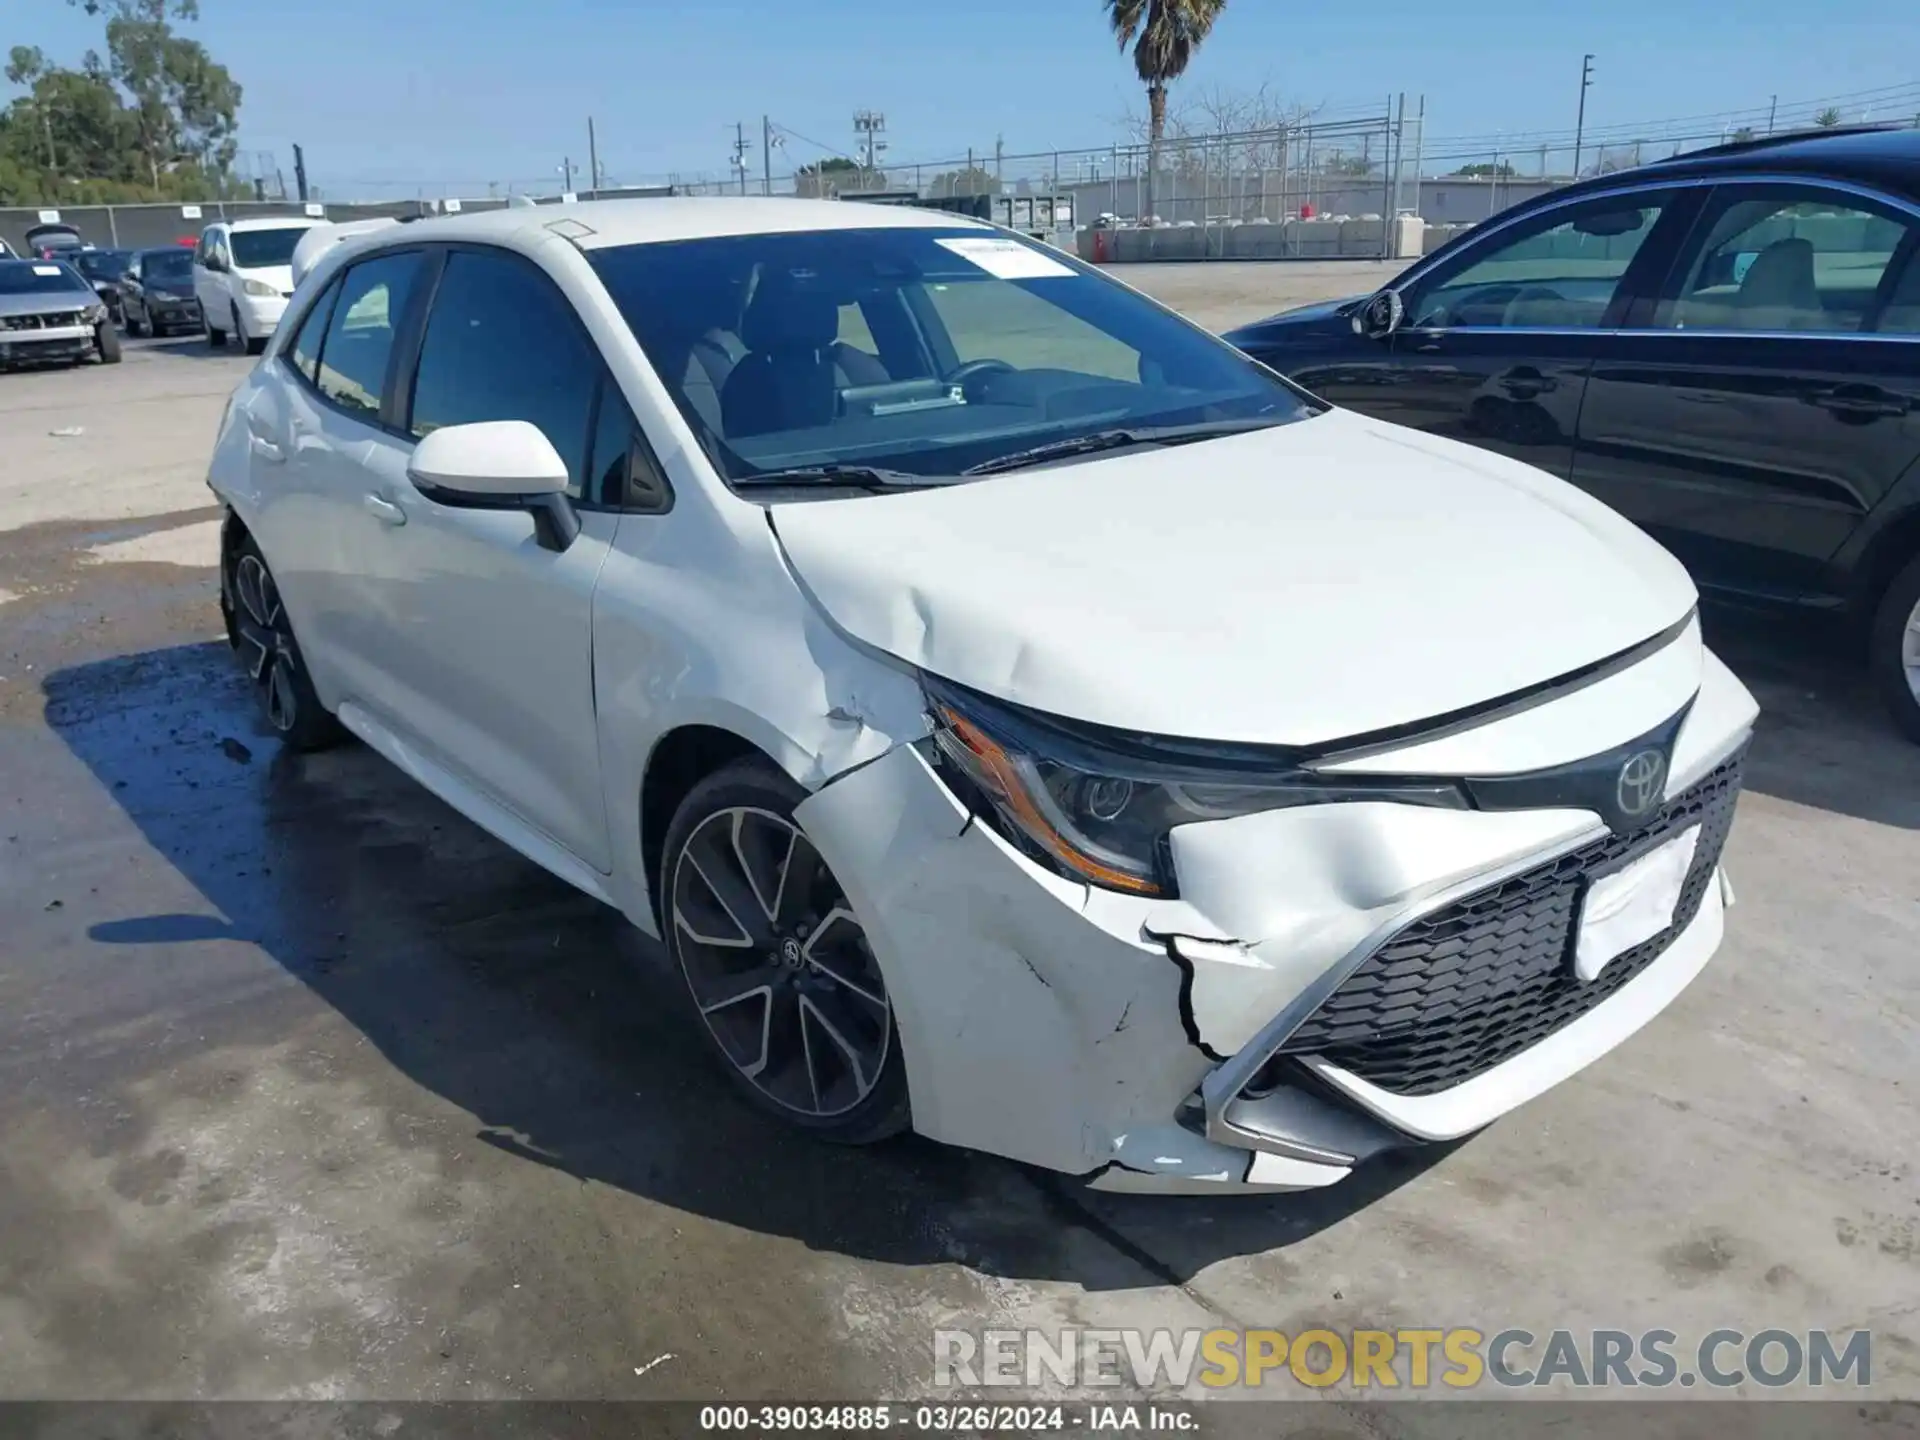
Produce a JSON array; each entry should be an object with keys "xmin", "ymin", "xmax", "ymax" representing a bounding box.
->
[
  {"xmin": 1269, "ymin": 754, "xmax": 1744, "ymax": 1097},
  {"xmin": 2, "ymin": 311, "xmax": 85, "ymax": 331}
]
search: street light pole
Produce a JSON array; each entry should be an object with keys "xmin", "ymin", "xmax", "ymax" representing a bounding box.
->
[{"xmin": 1572, "ymin": 53, "xmax": 1595, "ymax": 179}]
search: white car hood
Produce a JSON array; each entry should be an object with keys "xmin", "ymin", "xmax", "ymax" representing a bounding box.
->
[{"xmin": 769, "ymin": 409, "xmax": 1697, "ymax": 747}]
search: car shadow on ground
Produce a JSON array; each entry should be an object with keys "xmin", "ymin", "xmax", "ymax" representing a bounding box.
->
[
  {"xmin": 41, "ymin": 640, "xmax": 1455, "ymax": 1290},
  {"xmin": 1700, "ymin": 605, "xmax": 1920, "ymax": 829},
  {"xmin": 123, "ymin": 334, "xmax": 246, "ymax": 363},
  {"xmin": 44, "ymin": 612, "xmax": 1899, "ymax": 1288}
]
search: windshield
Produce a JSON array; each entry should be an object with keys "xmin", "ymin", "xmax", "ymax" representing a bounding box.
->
[
  {"xmin": 75, "ymin": 250, "xmax": 129, "ymax": 280},
  {"xmin": 0, "ymin": 262, "xmax": 91, "ymax": 297},
  {"xmin": 140, "ymin": 248, "xmax": 194, "ymax": 283},
  {"xmin": 229, "ymin": 227, "xmax": 309, "ymax": 269},
  {"xmin": 590, "ymin": 226, "xmax": 1316, "ymax": 485}
]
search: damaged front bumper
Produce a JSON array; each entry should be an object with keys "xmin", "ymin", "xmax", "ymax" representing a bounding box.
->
[{"xmin": 793, "ymin": 651, "xmax": 1757, "ymax": 1196}]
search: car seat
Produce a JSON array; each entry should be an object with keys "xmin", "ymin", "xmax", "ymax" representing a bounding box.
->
[{"xmin": 1733, "ymin": 238, "xmax": 1824, "ymax": 330}]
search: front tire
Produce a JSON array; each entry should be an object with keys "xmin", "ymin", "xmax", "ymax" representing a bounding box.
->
[
  {"xmin": 659, "ymin": 758, "xmax": 909, "ymax": 1144},
  {"xmin": 95, "ymin": 323, "xmax": 122, "ymax": 364},
  {"xmin": 224, "ymin": 536, "xmax": 343, "ymax": 752},
  {"xmin": 1869, "ymin": 552, "xmax": 1920, "ymax": 743}
]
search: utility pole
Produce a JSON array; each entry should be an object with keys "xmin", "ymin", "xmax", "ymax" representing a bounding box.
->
[
  {"xmin": 762, "ymin": 115, "xmax": 773, "ymax": 195},
  {"xmin": 732, "ymin": 121, "xmax": 750, "ymax": 195},
  {"xmin": 293, "ymin": 143, "xmax": 309, "ymax": 202},
  {"xmin": 588, "ymin": 117, "xmax": 600, "ymax": 196},
  {"xmin": 1572, "ymin": 53, "xmax": 1595, "ymax": 179},
  {"xmin": 853, "ymin": 110, "xmax": 887, "ymax": 180},
  {"xmin": 1767, "ymin": 95, "xmax": 1778, "ymax": 134},
  {"xmin": 560, "ymin": 156, "xmax": 574, "ymax": 195}
]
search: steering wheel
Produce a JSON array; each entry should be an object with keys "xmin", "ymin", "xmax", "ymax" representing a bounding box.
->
[
  {"xmin": 1504, "ymin": 285, "xmax": 1567, "ymax": 325},
  {"xmin": 946, "ymin": 358, "xmax": 1015, "ymax": 400}
]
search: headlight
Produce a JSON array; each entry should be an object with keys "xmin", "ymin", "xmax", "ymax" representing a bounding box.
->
[
  {"xmin": 85, "ymin": 301, "xmax": 108, "ymax": 322},
  {"xmin": 241, "ymin": 277, "xmax": 278, "ymax": 297},
  {"xmin": 924, "ymin": 679, "xmax": 1467, "ymax": 897}
]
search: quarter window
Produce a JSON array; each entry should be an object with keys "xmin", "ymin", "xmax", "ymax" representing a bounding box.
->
[
  {"xmin": 1406, "ymin": 198, "xmax": 1669, "ymax": 330},
  {"xmin": 407, "ymin": 249, "xmax": 599, "ymax": 497},
  {"xmin": 315, "ymin": 251, "xmax": 422, "ymax": 418},
  {"xmin": 1661, "ymin": 188, "xmax": 1918, "ymax": 334},
  {"xmin": 286, "ymin": 277, "xmax": 339, "ymax": 385}
]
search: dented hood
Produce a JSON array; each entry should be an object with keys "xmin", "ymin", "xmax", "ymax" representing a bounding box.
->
[{"xmin": 769, "ymin": 409, "xmax": 1697, "ymax": 746}]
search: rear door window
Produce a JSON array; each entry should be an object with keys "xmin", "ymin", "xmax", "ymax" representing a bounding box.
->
[
  {"xmin": 1659, "ymin": 185, "xmax": 1919, "ymax": 333},
  {"xmin": 315, "ymin": 251, "xmax": 423, "ymax": 420}
]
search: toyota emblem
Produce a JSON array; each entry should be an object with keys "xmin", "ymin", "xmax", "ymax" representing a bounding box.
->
[{"xmin": 1616, "ymin": 749, "xmax": 1667, "ymax": 820}]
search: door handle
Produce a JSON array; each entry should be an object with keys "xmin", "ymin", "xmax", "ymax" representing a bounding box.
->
[
  {"xmin": 1812, "ymin": 385, "xmax": 1909, "ymax": 419},
  {"xmin": 1498, "ymin": 367, "xmax": 1557, "ymax": 401},
  {"xmin": 363, "ymin": 494, "xmax": 408, "ymax": 527}
]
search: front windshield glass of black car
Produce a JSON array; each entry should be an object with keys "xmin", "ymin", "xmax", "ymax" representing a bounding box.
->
[
  {"xmin": 230, "ymin": 227, "xmax": 308, "ymax": 268},
  {"xmin": 142, "ymin": 249, "xmax": 193, "ymax": 282},
  {"xmin": 0, "ymin": 262, "xmax": 91, "ymax": 296},
  {"xmin": 590, "ymin": 226, "xmax": 1316, "ymax": 483}
]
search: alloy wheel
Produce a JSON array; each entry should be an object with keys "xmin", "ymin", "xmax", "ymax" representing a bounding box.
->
[
  {"xmin": 671, "ymin": 806, "xmax": 891, "ymax": 1119},
  {"xmin": 232, "ymin": 553, "xmax": 299, "ymax": 732},
  {"xmin": 1904, "ymin": 594, "xmax": 1920, "ymax": 703}
]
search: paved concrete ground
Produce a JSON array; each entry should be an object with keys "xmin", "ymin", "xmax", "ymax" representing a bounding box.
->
[{"xmin": 0, "ymin": 264, "xmax": 1915, "ymax": 1423}]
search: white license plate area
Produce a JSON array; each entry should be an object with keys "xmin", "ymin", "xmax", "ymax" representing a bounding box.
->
[{"xmin": 1573, "ymin": 826, "xmax": 1702, "ymax": 982}]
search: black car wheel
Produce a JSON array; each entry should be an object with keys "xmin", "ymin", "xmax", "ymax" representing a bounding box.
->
[
  {"xmin": 125, "ymin": 303, "xmax": 147, "ymax": 338},
  {"xmin": 660, "ymin": 757, "xmax": 909, "ymax": 1144},
  {"xmin": 206, "ymin": 312, "xmax": 226, "ymax": 348},
  {"xmin": 1870, "ymin": 552, "xmax": 1920, "ymax": 744},
  {"xmin": 95, "ymin": 323, "xmax": 122, "ymax": 365},
  {"xmin": 224, "ymin": 536, "xmax": 343, "ymax": 752}
]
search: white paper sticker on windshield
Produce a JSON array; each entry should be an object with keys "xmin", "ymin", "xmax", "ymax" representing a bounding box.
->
[
  {"xmin": 32, "ymin": 264, "xmax": 63, "ymax": 276},
  {"xmin": 935, "ymin": 236, "xmax": 1075, "ymax": 279}
]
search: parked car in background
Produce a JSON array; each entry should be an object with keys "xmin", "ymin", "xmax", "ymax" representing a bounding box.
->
[
  {"xmin": 0, "ymin": 258, "xmax": 121, "ymax": 368},
  {"xmin": 205, "ymin": 198, "xmax": 1756, "ymax": 1195},
  {"xmin": 73, "ymin": 248, "xmax": 132, "ymax": 324},
  {"xmin": 1226, "ymin": 125, "xmax": 1920, "ymax": 742},
  {"xmin": 118, "ymin": 246, "xmax": 204, "ymax": 337},
  {"xmin": 193, "ymin": 216, "xmax": 323, "ymax": 354},
  {"xmin": 23, "ymin": 222, "xmax": 86, "ymax": 259}
]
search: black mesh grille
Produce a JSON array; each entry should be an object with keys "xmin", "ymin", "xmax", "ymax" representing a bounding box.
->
[
  {"xmin": 3, "ymin": 311, "xmax": 85, "ymax": 331},
  {"xmin": 1270, "ymin": 754, "xmax": 1744, "ymax": 1097}
]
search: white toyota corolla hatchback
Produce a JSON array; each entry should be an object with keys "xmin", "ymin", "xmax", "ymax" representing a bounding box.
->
[{"xmin": 205, "ymin": 198, "xmax": 1757, "ymax": 1195}]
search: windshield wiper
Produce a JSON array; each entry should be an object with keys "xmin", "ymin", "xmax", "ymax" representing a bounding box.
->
[
  {"xmin": 731, "ymin": 465, "xmax": 959, "ymax": 492},
  {"xmin": 961, "ymin": 416, "xmax": 1291, "ymax": 476}
]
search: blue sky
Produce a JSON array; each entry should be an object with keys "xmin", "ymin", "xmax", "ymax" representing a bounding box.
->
[{"xmin": 15, "ymin": 0, "xmax": 1920, "ymax": 198}]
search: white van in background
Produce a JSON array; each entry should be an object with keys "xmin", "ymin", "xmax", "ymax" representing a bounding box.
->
[{"xmin": 194, "ymin": 216, "xmax": 324, "ymax": 354}]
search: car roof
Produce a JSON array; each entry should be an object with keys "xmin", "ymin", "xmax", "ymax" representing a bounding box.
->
[
  {"xmin": 221, "ymin": 215, "xmax": 326, "ymax": 233},
  {"xmin": 1554, "ymin": 125, "xmax": 1920, "ymax": 204},
  {"xmin": 348, "ymin": 196, "xmax": 996, "ymax": 253}
]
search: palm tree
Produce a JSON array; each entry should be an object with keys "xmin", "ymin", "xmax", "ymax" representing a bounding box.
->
[
  {"xmin": 1813, "ymin": 107, "xmax": 1843, "ymax": 128},
  {"xmin": 1105, "ymin": 0, "xmax": 1226, "ymax": 221}
]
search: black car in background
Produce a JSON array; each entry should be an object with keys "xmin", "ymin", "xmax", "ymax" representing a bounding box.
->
[
  {"xmin": 118, "ymin": 245, "xmax": 203, "ymax": 336},
  {"xmin": 72, "ymin": 248, "xmax": 132, "ymax": 323},
  {"xmin": 1226, "ymin": 126, "xmax": 1920, "ymax": 742}
]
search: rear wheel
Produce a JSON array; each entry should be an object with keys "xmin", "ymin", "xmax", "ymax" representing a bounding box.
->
[
  {"xmin": 206, "ymin": 314, "xmax": 226, "ymax": 348},
  {"xmin": 225, "ymin": 536, "xmax": 342, "ymax": 752},
  {"xmin": 1870, "ymin": 552, "xmax": 1920, "ymax": 744},
  {"xmin": 125, "ymin": 305, "xmax": 147, "ymax": 339},
  {"xmin": 660, "ymin": 758, "xmax": 909, "ymax": 1144}
]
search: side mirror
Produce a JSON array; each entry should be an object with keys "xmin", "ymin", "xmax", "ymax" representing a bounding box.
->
[
  {"xmin": 407, "ymin": 420, "xmax": 581, "ymax": 552},
  {"xmin": 1354, "ymin": 289, "xmax": 1405, "ymax": 340}
]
